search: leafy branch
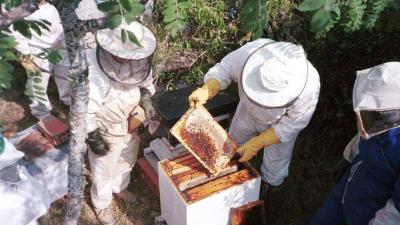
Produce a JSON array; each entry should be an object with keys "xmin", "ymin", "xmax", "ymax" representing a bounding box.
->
[
  {"xmin": 297, "ymin": 0, "xmax": 396, "ymax": 38},
  {"xmin": 298, "ymin": 0, "xmax": 340, "ymax": 38},
  {"xmin": 96, "ymin": 0, "xmax": 145, "ymax": 45},
  {"xmin": 161, "ymin": 0, "xmax": 191, "ymax": 37},
  {"xmin": 239, "ymin": 0, "xmax": 267, "ymax": 39}
]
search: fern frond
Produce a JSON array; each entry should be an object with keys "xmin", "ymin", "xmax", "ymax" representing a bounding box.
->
[
  {"xmin": 363, "ymin": 0, "xmax": 392, "ymax": 30},
  {"xmin": 344, "ymin": 0, "xmax": 366, "ymax": 32}
]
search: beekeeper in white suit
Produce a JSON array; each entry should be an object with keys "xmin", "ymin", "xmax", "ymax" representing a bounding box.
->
[
  {"xmin": 7, "ymin": 2, "xmax": 71, "ymax": 119},
  {"xmin": 85, "ymin": 21, "xmax": 156, "ymax": 225},
  {"xmin": 189, "ymin": 38, "xmax": 320, "ymax": 224}
]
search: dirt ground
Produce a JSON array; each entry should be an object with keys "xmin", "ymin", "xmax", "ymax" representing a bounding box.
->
[{"xmin": 1, "ymin": 31, "xmax": 399, "ymax": 225}]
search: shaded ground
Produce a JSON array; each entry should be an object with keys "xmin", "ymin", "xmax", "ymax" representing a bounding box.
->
[{"xmin": 1, "ymin": 30, "xmax": 399, "ymax": 225}]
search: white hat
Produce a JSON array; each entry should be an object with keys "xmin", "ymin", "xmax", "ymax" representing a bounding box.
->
[
  {"xmin": 353, "ymin": 62, "xmax": 400, "ymax": 111},
  {"xmin": 75, "ymin": 0, "xmax": 106, "ymax": 21},
  {"xmin": 96, "ymin": 21, "xmax": 156, "ymax": 60},
  {"xmin": 241, "ymin": 41, "xmax": 308, "ymax": 107}
]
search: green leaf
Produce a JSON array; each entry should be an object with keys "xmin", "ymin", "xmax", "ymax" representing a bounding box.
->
[
  {"xmin": 97, "ymin": 1, "xmax": 119, "ymax": 12},
  {"xmin": 177, "ymin": 2, "xmax": 191, "ymax": 9},
  {"xmin": 0, "ymin": 137, "xmax": 4, "ymax": 155},
  {"xmin": 297, "ymin": 0, "xmax": 326, "ymax": 12},
  {"xmin": 0, "ymin": 50, "xmax": 17, "ymax": 60},
  {"xmin": 243, "ymin": 20, "xmax": 258, "ymax": 31},
  {"xmin": 130, "ymin": 3, "xmax": 145, "ymax": 15},
  {"xmin": 13, "ymin": 21, "xmax": 32, "ymax": 39},
  {"xmin": 124, "ymin": 13, "xmax": 136, "ymax": 24},
  {"xmin": 34, "ymin": 91, "xmax": 47, "ymax": 96},
  {"xmin": 0, "ymin": 61, "xmax": 14, "ymax": 73},
  {"xmin": 310, "ymin": 8, "xmax": 332, "ymax": 33},
  {"xmin": 162, "ymin": 6, "xmax": 176, "ymax": 16},
  {"xmin": 35, "ymin": 96, "xmax": 48, "ymax": 102},
  {"xmin": 36, "ymin": 20, "xmax": 50, "ymax": 32},
  {"xmin": 107, "ymin": 14, "xmax": 123, "ymax": 29},
  {"xmin": 163, "ymin": 13, "xmax": 177, "ymax": 23},
  {"xmin": 47, "ymin": 51, "xmax": 62, "ymax": 64},
  {"xmin": 29, "ymin": 22, "xmax": 42, "ymax": 36},
  {"xmin": 0, "ymin": 61, "xmax": 13, "ymax": 90},
  {"xmin": 127, "ymin": 30, "xmax": 143, "ymax": 47},
  {"xmin": 40, "ymin": 19, "xmax": 51, "ymax": 26},
  {"xmin": 0, "ymin": 37, "xmax": 17, "ymax": 49},
  {"xmin": 33, "ymin": 77, "xmax": 42, "ymax": 83},
  {"xmin": 33, "ymin": 84, "xmax": 45, "ymax": 91},
  {"xmin": 121, "ymin": 29, "xmax": 128, "ymax": 43},
  {"xmin": 120, "ymin": 0, "xmax": 132, "ymax": 11}
]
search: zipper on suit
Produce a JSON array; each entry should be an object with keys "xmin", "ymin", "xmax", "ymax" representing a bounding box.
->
[
  {"xmin": 342, "ymin": 160, "xmax": 363, "ymax": 204},
  {"xmin": 380, "ymin": 146, "xmax": 396, "ymax": 174}
]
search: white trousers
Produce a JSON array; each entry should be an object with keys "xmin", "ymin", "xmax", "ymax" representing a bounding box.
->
[
  {"xmin": 29, "ymin": 62, "xmax": 71, "ymax": 119},
  {"xmin": 88, "ymin": 131, "xmax": 140, "ymax": 209},
  {"xmin": 229, "ymin": 103, "xmax": 297, "ymax": 186}
]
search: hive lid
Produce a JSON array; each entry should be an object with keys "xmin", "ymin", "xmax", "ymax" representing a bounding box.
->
[{"xmin": 170, "ymin": 105, "xmax": 237, "ymax": 174}]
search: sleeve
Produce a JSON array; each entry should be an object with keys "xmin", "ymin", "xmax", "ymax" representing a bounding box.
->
[
  {"xmin": 139, "ymin": 70, "xmax": 156, "ymax": 95},
  {"xmin": 273, "ymin": 62, "xmax": 320, "ymax": 142},
  {"xmin": 370, "ymin": 199, "xmax": 400, "ymax": 225},
  {"xmin": 343, "ymin": 134, "xmax": 361, "ymax": 162},
  {"xmin": 204, "ymin": 39, "xmax": 272, "ymax": 90},
  {"xmin": 6, "ymin": 30, "xmax": 31, "ymax": 55}
]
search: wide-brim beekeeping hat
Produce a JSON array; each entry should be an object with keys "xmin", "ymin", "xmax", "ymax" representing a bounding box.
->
[
  {"xmin": 96, "ymin": 21, "xmax": 156, "ymax": 60},
  {"xmin": 241, "ymin": 41, "xmax": 308, "ymax": 107}
]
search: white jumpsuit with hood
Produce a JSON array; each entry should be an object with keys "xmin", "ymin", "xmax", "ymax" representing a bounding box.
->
[
  {"xmin": 204, "ymin": 38, "xmax": 320, "ymax": 186},
  {"xmin": 85, "ymin": 46, "xmax": 155, "ymax": 209},
  {"xmin": 7, "ymin": 2, "xmax": 71, "ymax": 119}
]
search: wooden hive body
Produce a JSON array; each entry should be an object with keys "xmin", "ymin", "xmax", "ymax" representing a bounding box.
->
[{"xmin": 159, "ymin": 153, "xmax": 261, "ymax": 225}]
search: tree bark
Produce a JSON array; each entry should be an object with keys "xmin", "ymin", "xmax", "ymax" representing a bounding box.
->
[
  {"xmin": 0, "ymin": 0, "xmax": 38, "ymax": 27},
  {"xmin": 55, "ymin": 1, "xmax": 89, "ymax": 225}
]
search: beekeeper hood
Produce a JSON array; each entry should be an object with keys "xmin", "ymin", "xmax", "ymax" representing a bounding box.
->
[
  {"xmin": 241, "ymin": 42, "xmax": 308, "ymax": 108},
  {"xmin": 353, "ymin": 62, "xmax": 400, "ymax": 139},
  {"xmin": 96, "ymin": 21, "xmax": 156, "ymax": 85}
]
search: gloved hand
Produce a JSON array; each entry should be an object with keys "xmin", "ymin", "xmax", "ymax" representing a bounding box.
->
[
  {"xmin": 86, "ymin": 129, "xmax": 108, "ymax": 155},
  {"xmin": 140, "ymin": 88, "xmax": 156, "ymax": 120},
  {"xmin": 237, "ymin": 128, "xmax": 280, "ymax": 162},
  {"xmin": 189, "ymin": 79, "xmax": 221, "ymax": 108}
]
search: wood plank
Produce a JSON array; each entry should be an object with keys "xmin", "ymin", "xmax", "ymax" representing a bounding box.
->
[
  {"xmin": 137, "ymin": 157, "xmax": 159, "ymax": 196},
  {"xmin": 176, "ymin": 164, "xmax": 238, "ymax": 191},
  {"xmin": 182, "ymin": 169, "xmax": 254, "ymax": 203},
  {"xmin": 231, "ymin": 200, "xmax": 264, "ymax": 225}
]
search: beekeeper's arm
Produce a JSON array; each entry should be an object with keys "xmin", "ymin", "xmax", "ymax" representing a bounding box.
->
[
  {"xmin": 139, "ymin": 71, "xmax": 156, "ymax": 119},
  {"xmin": 369, "ymin": 175, "xmax": 400, "ymax": 225},
  {"xmin": 189, "ymin": 39, "xmax": 273, "ymax": 107}
]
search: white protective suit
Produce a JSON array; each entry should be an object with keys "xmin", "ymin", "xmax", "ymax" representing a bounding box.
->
[
  {"xmin": 85, "ymin": 47, "xmax": 155, "ymax": 209},
  {"xmin": 7, "ymin": 2, "xmax": 71, "ymax": 119},
  {"xmin": 204, "ymin": 38, "xmax": 320, "ymax": 186},
  {"xmin": 0, "ymin": 138, "xmax": 52, "ymax": 225}
]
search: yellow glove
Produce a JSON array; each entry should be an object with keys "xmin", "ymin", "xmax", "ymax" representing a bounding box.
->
[
  {"xmin": 189, "ymin": 79, "xmax": 221, "ymax": 108},
  {"xmin": 237, "ymin": 128, "xmax": 280, "ymax": 162}
]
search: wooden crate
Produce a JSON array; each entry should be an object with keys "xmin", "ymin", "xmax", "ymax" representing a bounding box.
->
[
  {"xmin": 137, "ymin": 157, "xmax": 159, "ymax": 196},
  {"xmin": 231, "ymin": 200, "xmax": 264, "ymax": 225}
]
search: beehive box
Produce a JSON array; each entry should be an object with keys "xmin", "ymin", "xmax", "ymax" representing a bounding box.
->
[
  {"xmin": 37, "ymin": 115, "xmax": 69, "ymax": 146},
  {"xmin": 170, "ymin": 105, "xmax": 237, "ymax": 174},
  {"xmin": 159, "ymin": 153, "xmax": 261, "ymax": 225}
]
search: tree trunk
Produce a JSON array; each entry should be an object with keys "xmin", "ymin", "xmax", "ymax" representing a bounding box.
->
[{"xmin": 55, "ymin": 1, "xmax": 89, "ymax": 225}]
